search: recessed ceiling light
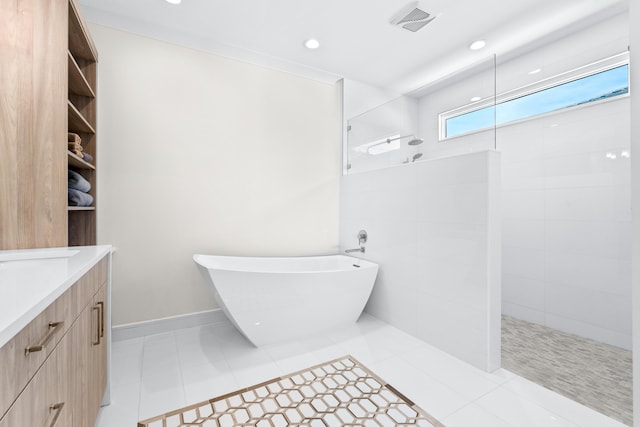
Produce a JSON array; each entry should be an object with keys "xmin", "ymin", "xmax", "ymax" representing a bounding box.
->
[
  {"xmin": 304, "ymin": 39, "xmax": 320, "ymax": 49},
  {"xmin": 470, "ymin": 96, "xmax": 481, "ymax": 102},
  {"xmin": 469, "ymin": 40, "xmax": 486, "ymax": 50},
  {"xmin": 528, "ymin": 68, "xmax": 542, "ymax": 75},
  {"xmin": 165, "ymin": 0, "xmax": 181, "ymax": 4}
]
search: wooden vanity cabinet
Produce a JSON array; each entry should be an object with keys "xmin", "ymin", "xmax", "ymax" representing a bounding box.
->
[{"xmin": 0, "ymin": 257, "xmax": 108, "ymax": 427}]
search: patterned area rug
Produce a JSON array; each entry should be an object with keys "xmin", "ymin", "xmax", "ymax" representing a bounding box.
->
[{"xmin": 138, "ymin": 355, "xmax": 443, "ymax": 427}]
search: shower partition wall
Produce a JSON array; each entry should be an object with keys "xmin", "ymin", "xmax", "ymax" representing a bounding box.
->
[{"xmin": 341, "ymin": 58, "xmax": 500, "ymax": 372}]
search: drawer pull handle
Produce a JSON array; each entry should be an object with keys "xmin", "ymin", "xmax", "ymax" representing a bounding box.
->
[
  {"xmin": 25, "ymin": 321, "xmax": 64, "ymax": 356},
  {"xmin": 97, "ymin": 301, "xmax": 104, "ymax": 338},
  {"xmin": 92, "ymin": 306, "xmax": 100, "ymax": 346},
  {"xmin": 49, "ymin": 402, "xmax": 65, "ymax": 426}
]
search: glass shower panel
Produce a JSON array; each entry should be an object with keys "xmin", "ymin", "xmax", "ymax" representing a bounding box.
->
[
  {"xmin": 346, "ymin": 95, "xmax": 420, "ymax": 174},
  {"xmin": 496, "ymin": 42, "xmax": 631, "ymax": 424},
  {"xmin": 345, "ymin": 56, "xmax": 497, "ymax": 175}
]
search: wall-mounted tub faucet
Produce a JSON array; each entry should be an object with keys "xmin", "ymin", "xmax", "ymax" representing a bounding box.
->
[{"xmin": 345, "ymin": 230, "xmax": 367, "ymax": 253}]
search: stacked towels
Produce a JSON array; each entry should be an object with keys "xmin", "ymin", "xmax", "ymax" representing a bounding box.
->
[
  {"xmin": 68, "ymin": 133, "xmax": 83, "ymax": 156},
  {"xmin": 68, "ymin": 169, "xmax": 93, "ymax": 207},
  {"xmin": 68, "ymin": 133, "xmax": 94, "ymax": 164}
]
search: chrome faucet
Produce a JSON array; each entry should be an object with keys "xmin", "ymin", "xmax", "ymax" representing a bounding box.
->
[
  {"xmin": 345, "ymin": 247, "xmax": 365, "ymax": 253},
  {"xmin": 345, "ymin": 230, "xmax": 367, "ymax": 254}
]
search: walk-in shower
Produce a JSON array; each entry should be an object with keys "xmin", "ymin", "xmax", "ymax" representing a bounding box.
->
[{"xmin": 343, "ymin": 14, "xmax": 632, "ymax": 422}]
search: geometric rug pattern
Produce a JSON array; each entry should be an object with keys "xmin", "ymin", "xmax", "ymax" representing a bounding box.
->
[{"xmin": 138, "ymin": 355, "xmax": 444, "ymax": 427}]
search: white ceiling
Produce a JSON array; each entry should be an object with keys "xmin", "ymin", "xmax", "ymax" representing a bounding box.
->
[{"xmin": 79, "ymin": 0, "xmax": 628, "ymax": 92}]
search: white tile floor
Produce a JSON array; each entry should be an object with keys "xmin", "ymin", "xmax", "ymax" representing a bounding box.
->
[{"xmin": 96, "ymin": 314, "xmax": 627, "ymax": 427}]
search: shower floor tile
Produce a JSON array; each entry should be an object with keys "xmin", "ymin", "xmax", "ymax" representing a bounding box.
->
[
  {"xmin": 96, "ymin": 313, "xmax": 628, "ymax": 427},
  {"xmin": 501, "ymin": 314, "xmax": 632, "ymax": 426}
]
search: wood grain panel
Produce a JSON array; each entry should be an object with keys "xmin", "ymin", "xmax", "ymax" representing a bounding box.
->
[
  {"xmin": 0, "ymin": 0, "xmax": 28, "ymax": 250},
  {"xmin": 0, "ymin": 0, "xmax": 70, "ymax": 249},
  {"xmin": 0, "ymin": 302, "xmax": 52, "ymax": 418},
  {"xmin": 30, "ymin": 0, "xmax": 68, "ymax": 248},
  {"xmin": 15, "ymin": 0, "xmax": 36, "ymax": 248},
  {"xmin": 68, "ymin": 0, "xmax": 97, "ymax": 61}
]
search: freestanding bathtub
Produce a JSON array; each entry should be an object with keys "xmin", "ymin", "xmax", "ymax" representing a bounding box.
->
[{"xmin": 193, "ymin": 254, "xmax": 379, "ymax": 346}]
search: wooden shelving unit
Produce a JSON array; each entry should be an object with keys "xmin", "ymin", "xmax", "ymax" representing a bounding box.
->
[
  {"xmin": 68, "ymin": 150, "xmax": 95, "ymax": 170},
  {"xmin": 68, "ymin": 206, "xmax": 96, "ymax": 211},
  {"xmin": 68, "ymin": 100, "xmax": 95, "ymax": 134},
  {"xmin": 68, "ymin": 51, "xmax": 95, "ymax": 98},
  {"xmin": 0, "ymin": 0, "xmax": 99, "ymax": 250},
  {"xmin": 67, "ymin": 0, "xmax": 98, "ymax": 247}
]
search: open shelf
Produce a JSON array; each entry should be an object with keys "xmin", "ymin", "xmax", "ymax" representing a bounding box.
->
[
  {"xmin": 68, "ymin": 206, "xmax": 96, "ymax": 211},
  {"xmin": 68, "ymin": 100, "xmax": 95, "ymax": 134},
  {"xmin": 68, "ymin": 0, "xmax": 97, "ymax": 61},
  {"xmin": 68, "ymin": 51, "xmax": 95, "ymax": 98},
  {"xmin": 67, "ymin": 0, "xmax": 98, "ymax": 247},
  {"xmin": 68, "ymin": 150, "xmax": 95, "ymax": 170}
]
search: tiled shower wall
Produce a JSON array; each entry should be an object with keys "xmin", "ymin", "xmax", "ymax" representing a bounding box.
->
[
  {"xmin": 500, "ymin": 98, "xmax": 632, "ymax": 350},
  {"xmin": 340, "ymin": 151, "xmax": 501, "ymax": 372}
]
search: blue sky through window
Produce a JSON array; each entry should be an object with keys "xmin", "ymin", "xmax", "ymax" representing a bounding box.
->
[{"xmin": 445, "ymin": 64, "xmax": 629, "ymax": 138}]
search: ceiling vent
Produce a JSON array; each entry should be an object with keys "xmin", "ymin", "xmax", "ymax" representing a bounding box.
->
[{"xmin": 390, "ymin": 2, "xmax": 437, "ymax": 32}]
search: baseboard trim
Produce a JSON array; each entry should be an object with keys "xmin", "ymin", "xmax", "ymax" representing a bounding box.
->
[{"xmin": 112, "ymin": 309, "xmax": 228, "ymax": 341}]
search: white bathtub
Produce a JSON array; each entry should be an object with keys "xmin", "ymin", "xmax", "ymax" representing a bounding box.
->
[{"xmin": 193, "ymin": 254, "xmax": 379, "ymax": 346}]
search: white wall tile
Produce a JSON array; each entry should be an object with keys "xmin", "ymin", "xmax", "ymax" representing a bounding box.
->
[
  {"xmin": 502, "ymin": 160, "xmax": 546, "ymax": 190},
  {"xmin": 341, "ymin": 151, "xmax": 501, "ymax": 371},
  {"xmin": 502, "ymin": 247, "xmax": 546, "ymax": 282},
  {"xmin": 545, "ymin": 313, "xmax": 632, "ymax": 350},
  {"xmin": 544, "ymin": 188, "xmax": 631, "ymax": 222},
  {"xmin": 545, "ymin": 220, "xmax": 632, "ymax": 260},
  {"xmin": 502, "ymin": 219, "xmax": 545, "ymax": 250},
  {"xmin": 545, "ymin": 252, "xmax": 631, "ymax": 296},
  {"xmin": 502, "ymin": 275, "xmax": 545, "ymax": 311},
  {"xmin": 502, "ymin": 302, "xmax": 546, "ymax": 325},
  {"xmin": 545, "ymin": 284, "xmax": 632, "ymax": 334},
  {"xmin": 502, "ymin": 190, "xmax": 545, "ymax": 220},
  {"xmin": 544, "ymin": 151, "xmax": 631, "ymax": 189},
  {"xmin": 498, "ymin": 97, "xmax": 631, "ymax": 347}
]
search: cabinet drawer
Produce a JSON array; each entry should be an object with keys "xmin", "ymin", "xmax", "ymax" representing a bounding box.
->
[
  {"xmin": 0, "ymin": 256, "xmax": 107, "ymax": 419},
  {"xmin": 0, "ymin": 346, "xmax": 68, "ymax": 427},
  {"xmin": 0, "ymin": 302, "xmax": 62, "ymax": 418}
]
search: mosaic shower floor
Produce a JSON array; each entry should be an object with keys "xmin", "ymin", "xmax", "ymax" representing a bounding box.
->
[{"xmin": 502, "ymin": 315, "xmax": 633, "ymax": 426}]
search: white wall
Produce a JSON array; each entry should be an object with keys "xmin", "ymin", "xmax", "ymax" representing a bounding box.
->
[
  {"xmin": 630, "ymin": 0, "xmax": 639, "ymax": 424},
  {"xmin": 91, "ymin": 24, "xmax": 343, "ymax": 326},
  {"xmin": 495, "ymin": 14, "xmax": 631, "ymax": 349},
  {"xmin": 340, "ymin": 151, "xmax": 501, "ymax": 372},
  {"xmin": 499, "ymin": 99, "xmax": 631, "ymax": 349}
]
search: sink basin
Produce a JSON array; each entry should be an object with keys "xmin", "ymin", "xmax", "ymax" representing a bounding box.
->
[{"xmin": 0, "ymin": 249, "xmax": 80, "ymax": 262}]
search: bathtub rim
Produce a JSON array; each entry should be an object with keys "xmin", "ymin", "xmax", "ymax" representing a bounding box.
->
[{"xmin": 192, "ymin": 253, "xmax": 378, "ymax": 274}]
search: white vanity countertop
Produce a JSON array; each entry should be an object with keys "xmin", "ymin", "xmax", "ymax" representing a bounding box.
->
[{"xmin": 0, "ymin": 245, "xmax": 112, "ymax": 348}]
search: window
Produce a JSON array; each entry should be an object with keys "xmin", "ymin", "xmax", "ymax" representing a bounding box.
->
[{"xmin": 440, "ymin": 53, "xmax": 629, "ymax": 140}]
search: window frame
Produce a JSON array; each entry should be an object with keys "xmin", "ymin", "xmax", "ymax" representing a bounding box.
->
[{"xmin": 438, "ymin": 52, "xmax": 630, "ymax": 141}]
